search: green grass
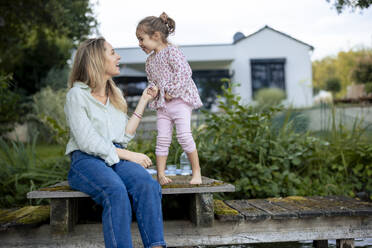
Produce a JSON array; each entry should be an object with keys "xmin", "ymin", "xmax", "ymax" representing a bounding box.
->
[{"xmin": 34, "ymin": 144, "xmax": 65, "ymax": 160}]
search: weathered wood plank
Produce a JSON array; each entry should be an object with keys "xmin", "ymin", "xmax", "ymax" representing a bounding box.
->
[
  {"xmin": 27, "ymin": 176, "xmax": 235, "ymax": 199},
  {"xmin": 213, "ymin": 200, "xmax": 244, "ymax": 222},
  {"xmin": 225, "ymin": 200, "xmax": 271, "ymax": 221},
  {"xmin": 313, "ymin": 240, "xmax": 328, "ymax": 248},
  {"xmin": 190, "ymin": 193, "xmax": 214, "ymax": 227},
  {"xmin": 50, "ymin": 199, "xmax": 78, "ymax": 235},
  {"xmin": 2, "ymin": 216, "xmax": 371, "ymax": 247},
  {"xmin": 268, "ymin": 196, "xmax": 326, "ymax": 218},
  {"xmin": 336, "ymin": 238, "xmax": 355, "ymax": 248},
  {"xmin": 247, "ymin": 199, "xmax": 297, "ymax": 220},
  {"xmin": 322, "ymin": 196, "xmax": 372, "ymax": 216},
  {"xmin": 305, "ymin": 196, "xmax": 363, "ymax": 217}
]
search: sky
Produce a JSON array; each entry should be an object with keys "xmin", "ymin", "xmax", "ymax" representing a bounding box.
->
[{"xmin": 93, "ymin": 0, "xmax": 372, "ymax": 61}]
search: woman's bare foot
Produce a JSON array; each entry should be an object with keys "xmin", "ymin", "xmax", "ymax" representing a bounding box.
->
[{"xmin": 158, "ymin": 175, "xmax": 173, "ymax": 185}]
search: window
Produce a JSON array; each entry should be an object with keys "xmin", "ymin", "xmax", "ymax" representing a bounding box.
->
[
  {"xmin": 114, "ymin": 69, "xmax": 231, "ymax": 110},
  {"xmin": 192, "ymin": 70, "xmax": 230, "ymax": 109},
  {"xmin": 250, "ymin": 58, "xmax": 286, "ymax": 96},
  {"xmin": 113, "ymin": 76, "xmax": 148, "ymax": 110}
]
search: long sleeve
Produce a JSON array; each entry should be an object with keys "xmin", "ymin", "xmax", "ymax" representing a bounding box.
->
[
  {"xmin": 146, "ymin": 59, "xmax": 156, "ymax": 87},
  {"xmin": 64, "ymin": 89, "xmax": 119, "ymax": 166},
  {"xmin": 164, "ymin": 47, "xmax": 192, "ymax": 98},
  {"xmin": 117, "ymin": 115, "xmax": 135, "ymax": 148}
]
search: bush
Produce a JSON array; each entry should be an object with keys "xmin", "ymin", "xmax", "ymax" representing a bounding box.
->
[
  {"xmin": 0, "ymin": 135, "xmax": 69, "ymax": 208},
  {"xmin": 41, "ymin": 65, "xmax": 70, "ymax": 90},
  {"xmin": 325, "ymin": 77, "xmax": 341, "ymax": 95},
  {"xmin": 255, "ymin": 87, "xmax": 286, "ymax": 106},
  {"xmin": 364, "ymin": 82, "xmax": 372, "ymax": 94},
  {"xmin": 195, "ymin": 83, "xmax": 372, "ymax": 199},
  {"xmin": 352, "ymin": 55, "xmax": 372, "ymax": 84},
  {"xmin": 0, "ymin": 73, "xmax": 28, "ymax": 136},
  {"xmin": 30, "ymin": 87, "xmax": 68, "ymax": 144}
]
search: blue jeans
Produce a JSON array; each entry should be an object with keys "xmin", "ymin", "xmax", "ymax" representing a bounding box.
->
[{"xmin": 68, "ymin": 149, "xmax": 166, "ymax": 248}]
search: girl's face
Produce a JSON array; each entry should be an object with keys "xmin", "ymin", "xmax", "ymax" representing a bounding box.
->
[
  {"xmin": 136, "ymin": 31, "xmax": 161, "ymax": 54},
  {"xmin": 104, "ymin": 41, "xmax": 121, "ymax": 78}
]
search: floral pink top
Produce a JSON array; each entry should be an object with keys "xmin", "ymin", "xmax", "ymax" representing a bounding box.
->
[{"xmin": 145, "ymin": 45, "xmax": 203, "ymax": 110}]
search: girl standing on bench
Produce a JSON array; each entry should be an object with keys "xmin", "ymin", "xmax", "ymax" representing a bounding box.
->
[
  {"xmin": 64, "ymin": 37, "xmax": 166, "ymax": 248},
  {"xmin": 136, "ymin": 12, "xmax": 203, "ymax": 185}
]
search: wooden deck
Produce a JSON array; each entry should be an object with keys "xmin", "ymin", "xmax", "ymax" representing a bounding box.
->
[{"xmin": 17, "ymin": 176, "xmax": 372, "ymax": 247}]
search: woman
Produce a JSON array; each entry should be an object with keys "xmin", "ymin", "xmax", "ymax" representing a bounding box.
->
[{"xmin": 64, "ymin": 37, "xmax": 166, "ymax": 248}]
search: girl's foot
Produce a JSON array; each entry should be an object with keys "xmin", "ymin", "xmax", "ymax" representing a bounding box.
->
[
  {"xmin": 189, "ymin": 173, "xmax": 202, "ymax": 184},
  {"xmin": 158, "ymin": 175, "xmax": 173, "ymax": 185}
]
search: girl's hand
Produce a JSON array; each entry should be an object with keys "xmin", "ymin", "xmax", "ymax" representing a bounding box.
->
[
  {"xmin": 128, "ymin": 151, "xmax": 153, "ymax": 168},
  {"xmin": 165, "ymin": 92, "xmax": 173, "ymax": 101}
]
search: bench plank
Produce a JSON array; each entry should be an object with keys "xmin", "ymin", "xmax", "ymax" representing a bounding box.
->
[{"xmin": 27, "ymin": 176, "xmax": 235, "ymax": 199}]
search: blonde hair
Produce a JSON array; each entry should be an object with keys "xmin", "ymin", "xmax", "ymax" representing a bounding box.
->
[
  {"xmin": 136, "ymin": 12, "xmax": 175, "ymax": 44},
  {"xmin": 68, "ymin": 37, "xmax": 127, "ymax": 113}
]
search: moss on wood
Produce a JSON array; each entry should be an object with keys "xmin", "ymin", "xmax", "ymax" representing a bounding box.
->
[
  {"xmin": 0, "ymin": 205, "xmax": 50, "ymax": 225},
  {"xmin": 214, "ymin": 200, "xmax": 239, "ymax": 216},
  {"xmin": 268, "ymin": 196, "xmax": 308, "ymax": 203}
]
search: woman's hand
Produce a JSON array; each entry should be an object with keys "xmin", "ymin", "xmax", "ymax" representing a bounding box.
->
[
  {"xmin": 116, "ymin": 148, "xmax": 152, "ymax": 168},
  {"xmin": 142, "ymin": 85, "xmax": 158, "ymax": 102},
  {"xmin": 165, "ymin": 92, "xmax": 173, "ymax": 101},
  {"xmin": 129, "ymin": 151, "xmax": 153, "ymax": 168}
]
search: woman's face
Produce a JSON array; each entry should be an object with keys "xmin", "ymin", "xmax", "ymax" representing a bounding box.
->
[{"xmin": 104, "ymin": 41, "xmax": 121, "ymax": 78}]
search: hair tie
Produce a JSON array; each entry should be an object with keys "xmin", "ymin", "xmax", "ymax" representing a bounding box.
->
[{"xmin": 159, "ymin": 12, "xmax": 168, "ymax": 24}]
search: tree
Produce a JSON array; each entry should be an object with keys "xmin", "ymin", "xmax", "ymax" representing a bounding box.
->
[
  {"xmin": 326, "ymin": 0, "xmax": 372, "ymax": 13},
  {"xmin": 0, "ymin": 0, "xmax": 98, "ymax": 95},
  {"xmin": 351, "ymin": 55, "xmax": 372, "ymax": 84},
  {"xmin": 325, "ymin": 77, "xmax": 341, "ymax": 97},
  {"xmin": 312, "ymin": 47, "xmax": 372, "ymax": 97}
]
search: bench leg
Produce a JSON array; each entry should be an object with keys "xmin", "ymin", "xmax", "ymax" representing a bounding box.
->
[
  {"xmin": 336, "ymin": 239, "xmax": 354, "ymax": 248},
  {"xmin": 50, "ymin": 198, "xmax": 78, "ymax": 235},
  {"xmin": 313, "ymin": 240, "xmax": 328, "ymax": 248},
  {"xmin": 190, "ymin": 193, "xmax": 214, "ymax": 227}
]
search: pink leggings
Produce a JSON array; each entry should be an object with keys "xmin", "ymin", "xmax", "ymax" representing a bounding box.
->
[{"xmin": 155, "ymin": 99, "xmax": 196, "ymax": 156}]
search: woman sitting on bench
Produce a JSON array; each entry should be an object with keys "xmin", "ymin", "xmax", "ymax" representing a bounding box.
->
[{"xmin": 64, "ymin": 37, "xmax": 166, "ymax": 248}]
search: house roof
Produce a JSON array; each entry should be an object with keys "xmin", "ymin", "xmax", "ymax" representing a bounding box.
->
[
  {"xmin": 115, "ymin": 25, "xmax": 314, "ymax": 57},
  {"xmin": 234, "ymin": 25, "xmax": 314, "ymax": 50}
]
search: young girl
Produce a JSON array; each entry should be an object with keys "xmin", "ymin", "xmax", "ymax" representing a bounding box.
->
[{"xmin": 136, "ymin": 12, "xmax": 203, "ymax": 185}]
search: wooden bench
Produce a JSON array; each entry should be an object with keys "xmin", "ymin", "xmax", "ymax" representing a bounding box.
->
[{"xmin": 26, "ymin": 175, "xmax": 235, "ymax": 234}]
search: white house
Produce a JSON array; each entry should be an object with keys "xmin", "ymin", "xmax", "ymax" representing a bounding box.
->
[{"xmin": 115, "ymin": 25, "xmax": 314, "ymax": 108}]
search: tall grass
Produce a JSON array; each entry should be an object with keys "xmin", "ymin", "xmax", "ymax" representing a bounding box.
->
[{"xmin": 0, "ymin": 134, "xmax": 69, "ymax": 208}]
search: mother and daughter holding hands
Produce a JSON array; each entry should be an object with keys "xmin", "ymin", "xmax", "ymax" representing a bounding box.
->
[{"xmin": 64, "ymin": 12, "xmax": 202, "ymax": 248}]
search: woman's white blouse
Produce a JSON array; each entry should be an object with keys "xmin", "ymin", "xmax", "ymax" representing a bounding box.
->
[{"xmin": 64, "ymin": 82, "xmax": 134, "ymax": 166}]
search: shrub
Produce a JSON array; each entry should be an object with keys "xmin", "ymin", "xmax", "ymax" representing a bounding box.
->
[
  {"xmin": 41, "ymin": 65, "xmax": 70, "ymax": 90},
  {"xmin": 0, "ymin": 73, "xmax": 28, "ymax": 136},
  {"xmin": 325, "ymin": 77, "xmax": 341, "ymax": 95},
  {"xmin": 351, "ymin": 55, "xmax": 372, "ymax": 84},
  {"xmin": 30, "ymin": 87, "xmax": 68, "ymax": 144},
  {"xmin": 364, "ymin": 82, "xmax": 372, "ymax": 94},
  {"xmin": 0, "ymin": 135, "xmax": 69, "ymax": 208},
  {"xmin": 255, "ymin": 87, "xmax": 286, "ymax": 106},
  {"xmin": 195, "ymin": 83, "xmax": 372, "ymax": 199}
]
